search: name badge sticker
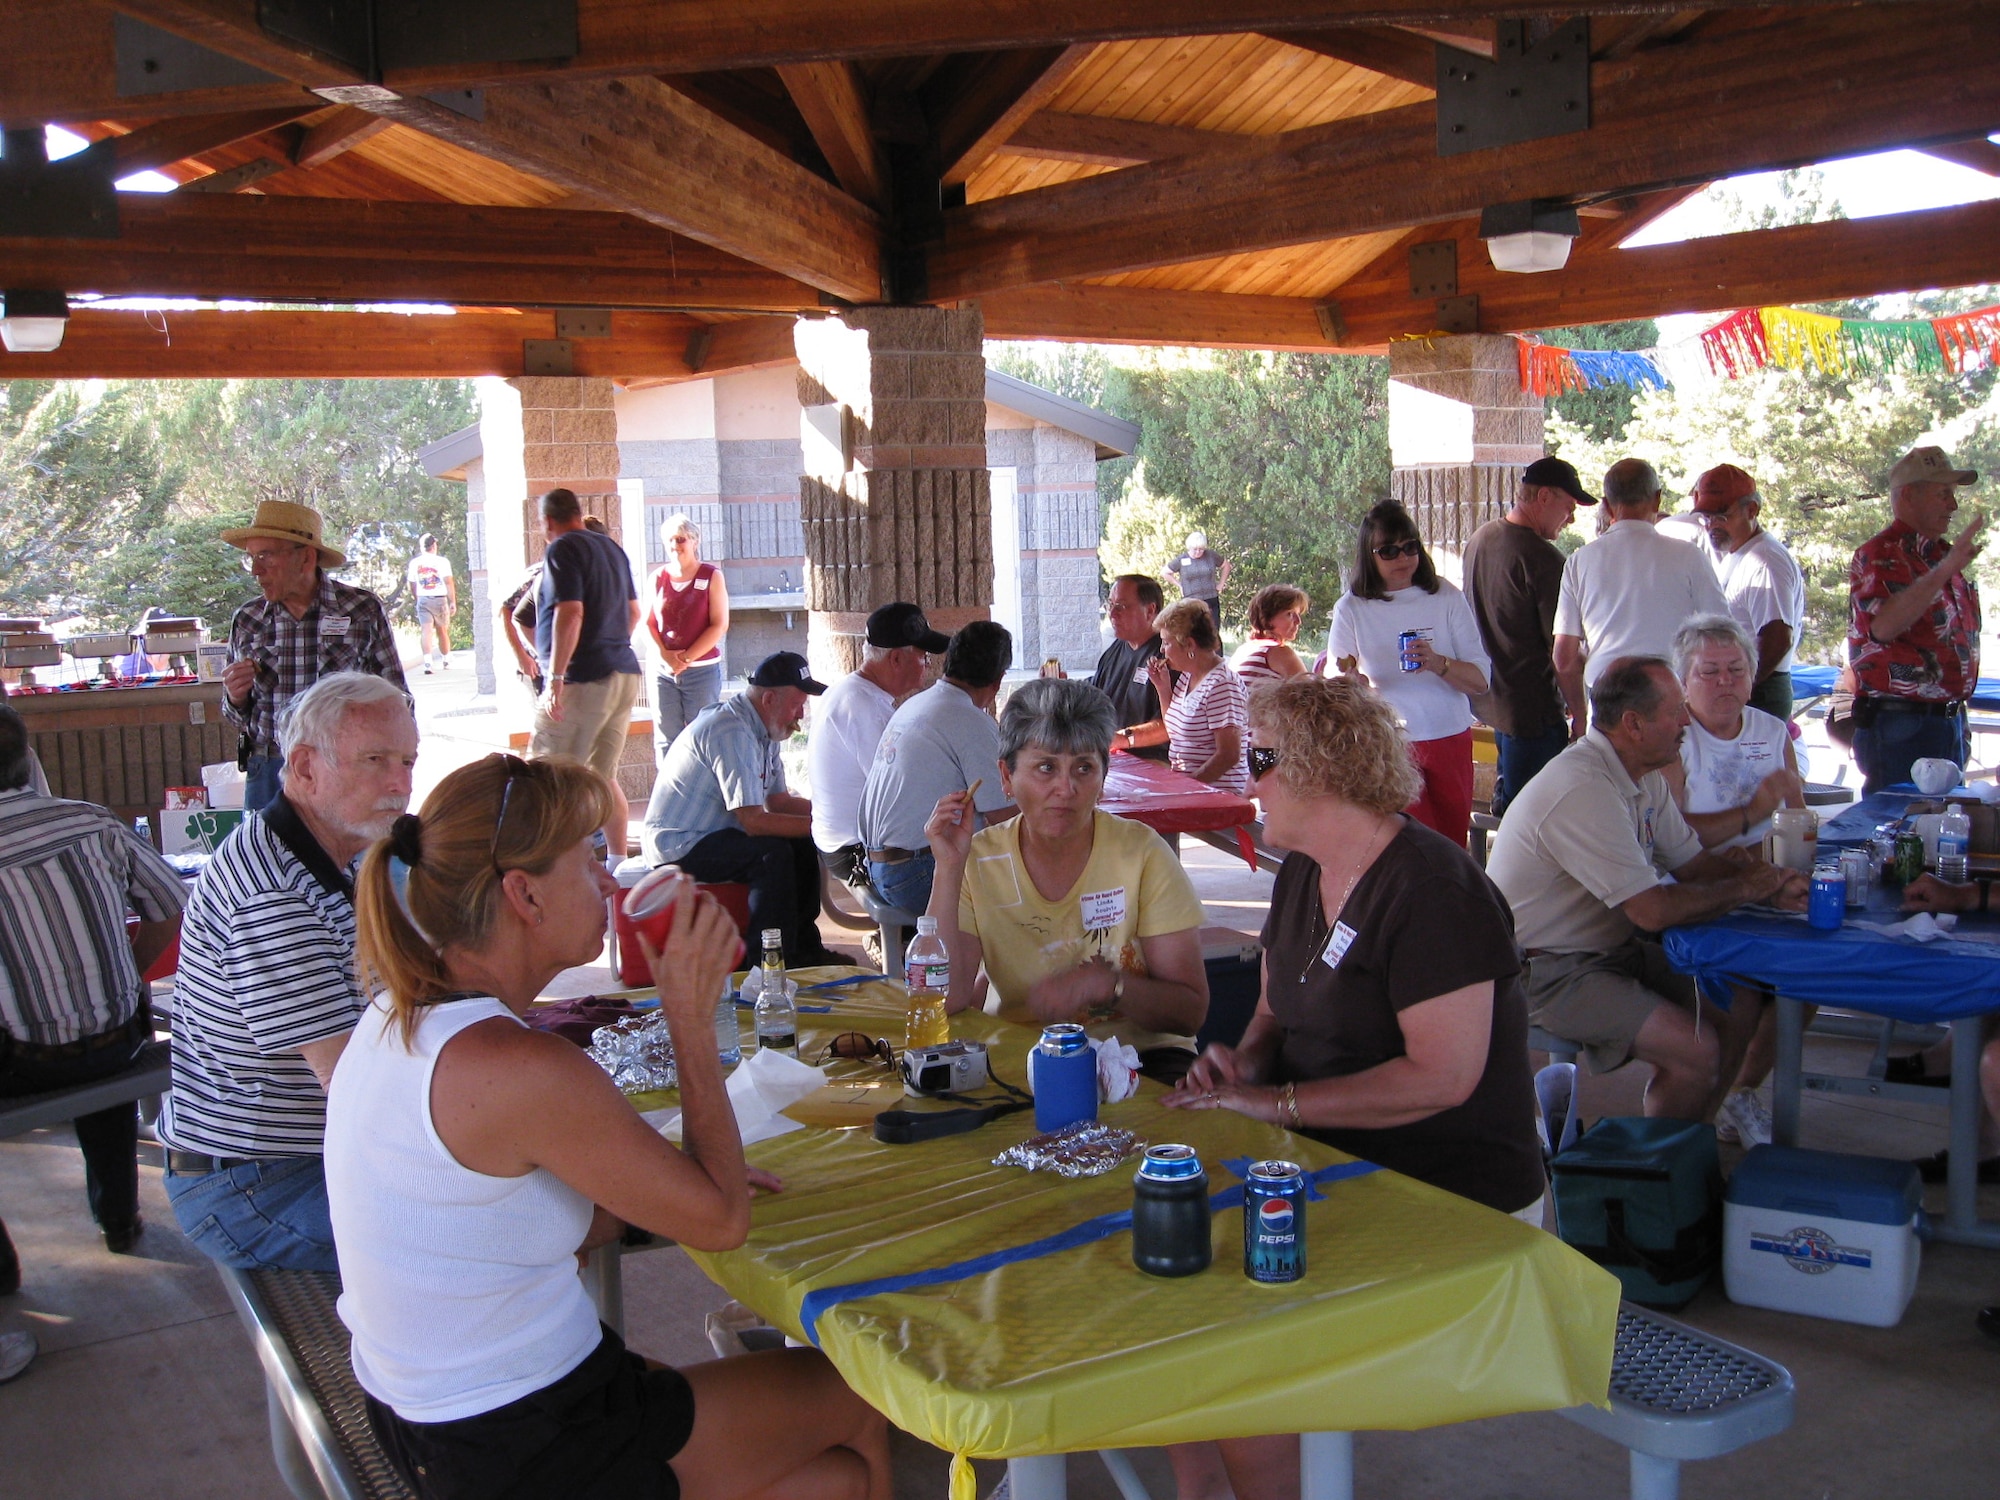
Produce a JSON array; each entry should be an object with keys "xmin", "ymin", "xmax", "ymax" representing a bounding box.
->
[
  {"xmin": 1321, "ymin": 922, "xmax": 1358, "ymax": 970},
  {"xmin": 1133, "ymin": 667, "xmax": 1150, "ymax": 685},
  {"xmin": 1080, "ymin": 886, "xmax": 1128, "ymax": 931},
  {"xmin": 693, "ymin": 577, "xmax": 710, "ymax": 590},
  {"xmin": 321, "ymin": 615, "xmax": 351, "ymax": 638}
]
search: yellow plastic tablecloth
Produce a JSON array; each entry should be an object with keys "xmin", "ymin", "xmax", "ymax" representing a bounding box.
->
[{"xmin": 634, "ymin": 974, "xmax": 1618, "ymax": 1466}]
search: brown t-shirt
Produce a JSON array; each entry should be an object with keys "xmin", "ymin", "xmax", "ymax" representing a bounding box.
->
[
  {"xmin": 1463, "ymin": 516, "xmax": 1566, "ymax": 737},
  {"xmin": 1259, "ymin": 820, "xmax": 1544, "ymax": 1213}
]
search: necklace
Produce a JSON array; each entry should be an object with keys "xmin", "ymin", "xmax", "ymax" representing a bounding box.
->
[{"xmin": 1300, "ymin": 816, "xmax": 1395, "ymax": 985}]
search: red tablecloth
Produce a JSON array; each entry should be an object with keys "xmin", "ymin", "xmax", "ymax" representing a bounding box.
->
[{"xmin": 1100, "ymin": 751, "xmax": 1259, "ymax": 866}]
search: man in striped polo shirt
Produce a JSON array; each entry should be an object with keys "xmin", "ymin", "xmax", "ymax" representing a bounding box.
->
[
  {"xmin": 0, "ymin": 704, "xmax": 186, "ymax": 1283},
  {"xmin": 158, "ymin": 673, "xmax": 417, "ymax": 1272}
]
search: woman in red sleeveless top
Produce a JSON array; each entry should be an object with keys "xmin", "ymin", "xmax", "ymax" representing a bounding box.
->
[{"xmin": 647, "ymin": 514, "xmax": 731, "ymax": 761}]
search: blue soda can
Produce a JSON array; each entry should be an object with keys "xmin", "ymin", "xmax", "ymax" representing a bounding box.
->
[
  {"xmin": 1397, "ymin": 629, "xmax": 1427, "ymax": 673},
  {"xmin": 1243, "ymin": 1159, "xmax": 1307, "ymax": 1283},
  {"xmin": 1807, "ymin": 865, "xmax": 1845, "ymax": 931}
]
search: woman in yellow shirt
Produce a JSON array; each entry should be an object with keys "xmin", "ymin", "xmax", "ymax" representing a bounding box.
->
[{"xmin": 923, "ymin": 677, "xmax": 1209, "ymax": 1075}]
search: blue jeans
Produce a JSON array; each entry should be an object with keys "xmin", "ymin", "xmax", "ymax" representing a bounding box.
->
[
  {"xmin": 1494, "ymin": 726, "xmax": 1570, "ymax": 818},
  {"xmin": 653, "ymin": 661, "xmax": 723, "ymax": 763},
  {"xmin": 1852, "ymin": 704, "xmax": 1966, "ymax": 797},
  {"xmin": 243, "ymin": 753, "xmax": 285, "ymax": 813},
  {"xmin": 163, "ymin": 1155, "xmax": 339, "ymax": 1272},
  {"xmin": 869, "ymin": 850, "xmax": 936, "ymax": 918}
]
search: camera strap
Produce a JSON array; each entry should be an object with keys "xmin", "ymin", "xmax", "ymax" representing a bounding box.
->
[{"xmin": 873, "ymin": 1098, "xmax": 1028, "ymax": 1144}]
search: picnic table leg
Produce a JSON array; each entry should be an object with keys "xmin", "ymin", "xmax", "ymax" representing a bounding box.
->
[
  {"xmin": 1301, "ymin": 1431, "xmax": 1354, "ymax": 1500},
  {"xmin": 1008, "ymin": 1453, "xmax": 1068, "ymax": 1500},
  {"xmin": 1771, "ymin": 996, "xmax": 1804, "ymax": 1148},
  {"xmin": 1936, "ymin": 1017, "xmax": 2000, "ymax": 1248}
]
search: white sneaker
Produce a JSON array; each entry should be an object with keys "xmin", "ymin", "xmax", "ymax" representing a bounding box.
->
[
  {"xmin": 1718, "ymin": 1089, "xmax": 1773, "ymax": 1148},
  {"xmin": 0, "ymin": 1330, "xmax": 35, "ymax": 1383}
]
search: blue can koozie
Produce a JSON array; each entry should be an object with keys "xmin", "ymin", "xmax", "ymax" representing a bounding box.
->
[
  {"xmin": 1807, "ymin": 866, "xmax": 1845, "ymax": 931},
  {"xmin": 1030, "ymin": 1023, "xmax": 1098, "ymax": 1132}
]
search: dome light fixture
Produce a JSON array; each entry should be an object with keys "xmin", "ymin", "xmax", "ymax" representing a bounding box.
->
[
  {"xmin": 1479, "ymin": 201, "xmax": 1582, "ymax": 274},
  {"xmin": 0, "ymin": 289, "xmax": 68, "ymax": 353}
]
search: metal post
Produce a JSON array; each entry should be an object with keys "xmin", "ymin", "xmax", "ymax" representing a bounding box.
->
[
  {"xmin": 1096, "ymin": 1450, "xmax": 1154, "ymax": 1500},
  {"xmin": 1771, "ymin": 996, "xmax": 1804, "ymax": 1146},
  {"xmin": 1629, "ymin": 1450, "xmax": 1681, "ymax": 1500},
  {"xmin": 1300, "ymin": 1431, "xmax": 1354, "ymax": 1500},
  {"xmin": 583, "ymin": 1243, "xmax": 624, "ymax": 1336},
  {"xmin": 1933, "ymin": 1016, "xmax": 2000, "ymax": 1248},
  {"xmin": 1008, "ymin": 1454, "xmax": 1068, "ymax": 1500}
]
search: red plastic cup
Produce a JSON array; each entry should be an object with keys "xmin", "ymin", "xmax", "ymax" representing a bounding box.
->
[{"xmin": 624, "ymin": 866, "xmax": 691, "ymax": 955}]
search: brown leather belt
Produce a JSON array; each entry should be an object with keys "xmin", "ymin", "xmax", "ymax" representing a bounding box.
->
[
  {"xmin": 867, "ymin": 847, "xmax": 918, "ymax": 865},
  {"xmin": 4, "ymin": 1012, "xmax": 148, "ymax": 1063}
]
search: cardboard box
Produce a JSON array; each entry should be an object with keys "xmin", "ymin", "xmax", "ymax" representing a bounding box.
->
[
  {"xmin": 1724, "ymin": 1145, "xmax": 1921, "ymax": 1327},
  {"xmin": 160, "ymin": 807, "xmax": 245, "ymax": 856},
  {"xmin": 201, "ymin": 761, "xmax": 247, "ymax": 810}
]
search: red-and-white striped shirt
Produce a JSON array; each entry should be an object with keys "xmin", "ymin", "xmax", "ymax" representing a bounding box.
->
[{"xmin": 1166, "ymin": 664, "xmax": 1250, "ymax": 794}]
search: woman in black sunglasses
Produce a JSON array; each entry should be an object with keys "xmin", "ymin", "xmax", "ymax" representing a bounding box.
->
[{"xmin": 1324, "ymin": 499, "xmax": 1491, "ymax": 848}]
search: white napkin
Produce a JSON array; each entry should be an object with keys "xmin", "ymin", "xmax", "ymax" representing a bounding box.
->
[
  {"xmin": 1876, "ymin": 911, "xmax": 1959, "ymax": 942},
  {"xmin": 646, "ymin": 1047, "xmax": 829, "ymax": 1145},
  {"xmin": 1092, "ymin": 1035, "xmax": 1142, "ymax": 1104}
]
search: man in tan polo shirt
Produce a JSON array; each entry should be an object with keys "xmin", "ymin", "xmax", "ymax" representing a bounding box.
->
[{"xmin": 1487, "ymin": 656, "xmax": 1806, "ymax": 1121}]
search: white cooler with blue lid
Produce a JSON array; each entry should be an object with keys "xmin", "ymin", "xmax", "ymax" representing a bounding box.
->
[{"xmin": 1723, "ymin": 1145, "xmax": 1921, "ymax": 1327}]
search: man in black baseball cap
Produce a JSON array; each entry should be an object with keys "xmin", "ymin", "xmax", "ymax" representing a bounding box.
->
[
  {"xmin": 1520, "ymin": 456, "xmax": 1597, "ymax": 509},
  {"xmin": 642, "ymin": 649, "xmax": 846, "ymax": 967},
  {"xmin": 866, "ymin": 601, "xmax": 950, "ymax": 655}
]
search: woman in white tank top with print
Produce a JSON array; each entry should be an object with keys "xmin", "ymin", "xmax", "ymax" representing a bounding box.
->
[
  {"xmin": 1660, "ymin": 616, "xmax": 1804, "ymax": 851},
  {"xmin": 1229, "ymin": 584, "xmax": 1311, "ymax": 687},
  {"xmin": 327, "ymin": 754, "xmax": 890, "ymax": 1500}
]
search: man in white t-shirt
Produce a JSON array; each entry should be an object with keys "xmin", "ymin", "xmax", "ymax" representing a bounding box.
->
[
  {"xmin": 807, "ymin": 602, "xmax": 947, "ymax": 883},
  {"xmin": 1554, "ymin": 458, "xmax": 1728, "ymax": 730},
  {"xmin": 405, "ymin": 534, "xmax": 457, "ymax": 675},
  {"xmin": 1690, "ymin": 464, "xmax": 1806, "ymax": 721}
]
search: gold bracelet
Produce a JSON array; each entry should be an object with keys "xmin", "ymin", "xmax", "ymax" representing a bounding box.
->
[{"xmin": 1278, "ymin": 1082, "xmax": 1302, "ymax": 1130}]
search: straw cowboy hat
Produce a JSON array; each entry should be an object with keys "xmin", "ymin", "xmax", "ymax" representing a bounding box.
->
[{"xmin": 220, "ymin": 501, "xmax": 346, "ymax": 568}]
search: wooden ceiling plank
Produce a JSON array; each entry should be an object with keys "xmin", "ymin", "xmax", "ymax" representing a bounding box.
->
[
  {"xmin": 777, "ymin": 61, "xmax": 888, "ymax": 207},
  {"xmin": 999, "ymin": 111, "xmax": 1243, "ymax": 167},
  {"xmin": 292, "ymin": 105, "xmax": 391, "ymax": 169},
  {"xmin": 935, "ymin": 44, "xmax": 1097, "ymax": 187},
  {"xmin": 928, "ymin": 4, "xmax": 2000, "ymax": 300},
  {"xmin": 0, "ymin": 193, "xmax": 818, "ymax": 309},
  {"xmin": 1264, "ymin": 27, "xmax": 1436, "ymax": 91}
]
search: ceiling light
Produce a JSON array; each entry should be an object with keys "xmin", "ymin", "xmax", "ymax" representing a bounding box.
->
[
  {"xmin": 1, "ymin": 289, "xmax": 69, "ymax": 353},
  {"xmin": 1479, "ymin": 201, "xmax": 1582, "ymax": 274}
]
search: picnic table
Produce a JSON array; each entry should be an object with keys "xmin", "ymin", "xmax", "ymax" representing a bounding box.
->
[{"xmin": 1100, "ymin": 751, "xmax": 1260, "ymax": 867}]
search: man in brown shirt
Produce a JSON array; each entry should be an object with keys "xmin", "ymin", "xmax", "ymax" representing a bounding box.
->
[{"xmin": 1462, "ymin": 458, "xmax": 1595, "ymax": 814}]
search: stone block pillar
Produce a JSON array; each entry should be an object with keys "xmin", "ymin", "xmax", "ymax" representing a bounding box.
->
[
  {"xmin": 1387, "ymin": 335, "xmax": 1544, "ymax": 582},
  {"xmin": 794, "ymin": 306, "xmax": 990, "ymax": 681},
  {"xmin": 513, "ymin": 376, "xmax": 623, "ymax": 560}
]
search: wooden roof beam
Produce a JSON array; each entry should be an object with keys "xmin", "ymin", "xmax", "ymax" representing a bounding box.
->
[
  {"xmin": 932, "ymin": 44, "xmax": 1096, "ymax": 187},
  {"xmin": 0, "ymin": 193, "xmax": 819, "ymax": 310},
  {"xmin": 998, "ymin": 112, "xmax": 1243, "ymax": 168},
  {"xmin": 94, "ymin": 106, "xmax": 317, "ymax": 175},
  {"xmin": 291, "ymin": 105, "xmax": 391, "ymax": 169},
  {"xmin": 1917, "ymin": 139, "xmax": 2000, "ymax": 177},
  {"xmin": 777, "ymin": 62, "xmax": 888, "ymax": 208},
  {"xmin": 927, "ymin": 3, "xmax": 2000, "ymax": 299},
  {"xmin": 1268, "ymin": 28, "xmax": 1437, "ymax": 89}
]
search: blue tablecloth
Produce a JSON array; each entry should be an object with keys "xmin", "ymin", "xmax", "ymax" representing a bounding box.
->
[
  {"xmin": 1665, "ymin": 887, "xmax": 2000, "ymax": 1025},
  {"xmin": 1790, "ymin": 664, "xmax": 2000, "ymax": 712}
]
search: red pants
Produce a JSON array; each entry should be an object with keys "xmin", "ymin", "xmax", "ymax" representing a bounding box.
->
[{"xmin": 1407, "ymin": 730, "xmax": 1474, "ymax": 850}]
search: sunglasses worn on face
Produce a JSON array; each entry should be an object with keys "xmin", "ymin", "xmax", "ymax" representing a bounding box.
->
[
  {"xmin": 1372, "ymin": 539, "xmax": 1423, "ymax": 561},
  {"xmin": 1249, "ymin": 745, "xmax": 1281, "ymax": 779}
]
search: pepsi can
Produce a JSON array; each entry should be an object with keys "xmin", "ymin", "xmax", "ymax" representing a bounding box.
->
[
  {"xmin": 1807, "ymin": 865, "xmax": 1845, "ymax": 931},
  {"xmin": 1397, "ymin": 629, "xmax": 1427, "ymax": 673},
  {"xmin": 1243, "ymin": 1160, "xmax": 1306, "ymax": 1283}
]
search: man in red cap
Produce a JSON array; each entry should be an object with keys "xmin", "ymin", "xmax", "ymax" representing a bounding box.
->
[
  {"xmin": 1691, "ymin": 465, "xmax": 1805, "ymax": 719},
  {"xmin": 1848, "ymin": 446, "xmax": 1986, "ymax": 794}
]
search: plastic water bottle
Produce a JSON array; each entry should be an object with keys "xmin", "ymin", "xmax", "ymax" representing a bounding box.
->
[
  {"xmin": 903, "ymin": 916, "xmax": 950, "ymax": 1050},
  {"xmin": 714, "ymin": 976, "xmax": 742, "ymax": 1066},
  {"xmin": 1937, "ymin": 804, "xmax": 1971, "ymax": 883},
  {"xmin": 753, "ymin": 928, "xmax": 797, "ymax": 1057}
]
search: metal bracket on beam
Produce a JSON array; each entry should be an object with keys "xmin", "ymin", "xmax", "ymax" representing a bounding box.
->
[
  {"xmin": 684, "ymin": 328, "xmax": 714, "ymax": 373},
  {"xmin": 114, "ymin": 15, "xmax": 284, "ymax": 97},
  {"xmin": 1408, "ymin": 241, "xmax": 1458, "ymax": 298},
  {"xmin": 555, "ymin": 309, "xmax": 612, "ymax": 339},
  {"xmin": 259, "ymin": 0, "xmax": 578, "ymax": 84},
  {"xmin": 523, "ymin": 339, "xmax": 574, "ymax": 376},
  {"xmin": 0, "ymin": 129, "xmax": 118, "ymax": 240},
  {"xmin": 1314, "ymin": 303, "xmax": 1347, "ymax": 345},
  {"xmin": 1436, "ymin": 296, "xmax": 1480, "ymax": 335},
  {"xmin": 1435, "ymin": 18, "xmax": 1590, "ymax": 156}
]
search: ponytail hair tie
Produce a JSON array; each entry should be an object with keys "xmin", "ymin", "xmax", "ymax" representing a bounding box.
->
[
  {"xmin": 389, "ymin": 813, "xmax": 425, "ymax": 867},
  {"xmin": 385, "ymin": 822, "xmax": 437, "ymax": 948}
]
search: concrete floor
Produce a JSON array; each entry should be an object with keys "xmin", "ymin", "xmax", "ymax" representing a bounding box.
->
[{"xmin": 5, "ymin": 657, "xmax": 1998, "ymax": 1497}]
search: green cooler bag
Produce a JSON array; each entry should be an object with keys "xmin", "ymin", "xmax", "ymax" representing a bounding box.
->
[{"xmin": 1551, "ymin": 1117, "xmax": 1722, "ymax": 1308}]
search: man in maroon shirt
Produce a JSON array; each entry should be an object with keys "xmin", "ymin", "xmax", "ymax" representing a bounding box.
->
[{"xmin": 1847, "ymin": 446, "xmax": 1985, "ymax": 794}]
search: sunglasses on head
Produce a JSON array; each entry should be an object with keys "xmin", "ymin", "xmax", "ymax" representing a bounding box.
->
[
  {"xmin": 1248, "ymin": 745, "xmax": 1281, "ymax": 780},
  {"xmin": 1372, "ymin": 539, "xmax": 1423, "ymax": 561}
]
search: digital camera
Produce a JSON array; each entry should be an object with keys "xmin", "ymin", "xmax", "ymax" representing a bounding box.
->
[{"xmin": 901, "ymin": 1040, "xmax": 990, "ymax": 1096}]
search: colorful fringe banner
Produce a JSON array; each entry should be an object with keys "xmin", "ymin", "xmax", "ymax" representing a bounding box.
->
[
  {"xmin": 1841, "ymin": 317, "xmax": 1945, "ymax": 375},
  {"xmin": 1933, "ymin": 306, "xmax": 2000, "ymax": 375},
  {"xmin": 1698, "ymin": 302, "xmax": 1999, "ymax": 380},
  {"xmin": 1700, "ymin": 308, "xmax": 1771, "ymax": 379},
  {"xmin": 1515, "ymin": 337, "xmax": 1670, "ymax": 397},
  {"xmin": 1758, "ymin": 307, "xmax": 1846, "ymax": 374}
]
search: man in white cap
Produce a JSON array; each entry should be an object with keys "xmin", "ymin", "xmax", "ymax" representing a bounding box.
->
[
  {"xmin": 220, "ymin": 502, "xmax": 406, "ymax": 812},
  {"xmin": 1848, "ymin": 446, "xmax": 1986, "ymax": 794},
  {"xmin": 1168, "ymin": 531, "xmax": 1231, "ymax": 634}
]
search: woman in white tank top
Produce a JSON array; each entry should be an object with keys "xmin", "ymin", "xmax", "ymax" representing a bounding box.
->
[
  {"xmin": 328, "ymin": 754, "xmax": 890, "ymax": 1500},
  {"xmin": 1659, "ymin": 616, "xmax": 1804, "ymax": 851},
  {"xmin": 1229, "ymin": 584, "xmax": 1310, "ymax": 686}
]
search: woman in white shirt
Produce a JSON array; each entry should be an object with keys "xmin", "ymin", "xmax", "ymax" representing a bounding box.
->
[
  {"xmin": 330, "ymin": 753, "xmax": 889, "ymax": 1500},
  {"xmin": 1325, "ymin": 500, "xmax": 1490, "ymax": 848},
  {"xmin": 1229, "ymin": 584, "xmax": 1310, "ymax": 685},
  {"xmin": 1147, "ymin": 599, "xmax": 1251, "ymax": 793}
]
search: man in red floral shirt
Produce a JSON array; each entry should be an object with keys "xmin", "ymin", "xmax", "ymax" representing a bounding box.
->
[{"xmin": 1848, "ymin": 446, "xmax": 1986, "ymax": 794}]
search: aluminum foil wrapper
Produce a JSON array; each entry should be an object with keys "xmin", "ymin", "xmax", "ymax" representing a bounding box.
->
[
  {"xmin": 994, "ymin": 1123, "xmax": 1146, "ymax": 1178},
  {"xmin": 588, "ymin": 1013, "xmax": 678, "ymax": 1092}
]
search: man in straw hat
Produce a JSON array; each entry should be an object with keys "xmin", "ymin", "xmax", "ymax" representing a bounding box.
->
[{"xmin": 220, "ymin": 501, "xmax": 406, "ymax": 812}]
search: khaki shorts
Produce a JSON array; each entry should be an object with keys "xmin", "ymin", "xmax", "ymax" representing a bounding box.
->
[
  {"xmin": 530, "ymin": 671, "xmax": 642, "ymax": 782},
  {"xmin": 1523, "ymin": 937, "xmax": 1697, "ymax": 1076}
]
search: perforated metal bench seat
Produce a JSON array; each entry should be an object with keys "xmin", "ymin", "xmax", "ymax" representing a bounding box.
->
[
  {"xmin": 0, "ymin": 1039, "xmax": 171, "ymax": 1139},
  {"xmin": 1561, "ymin": 1304, "xmax": 1795, "ymax": 1500},
  {"xmin": 218, "ymin": 1266, "xmax": 415, "ymax": 1500}
]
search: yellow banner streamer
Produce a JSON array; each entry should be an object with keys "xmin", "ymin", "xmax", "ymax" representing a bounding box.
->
[{"xmin": 1758, "ymin": 306, "xmax": 1847, "ymax": 375}]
